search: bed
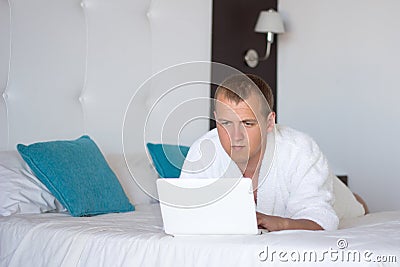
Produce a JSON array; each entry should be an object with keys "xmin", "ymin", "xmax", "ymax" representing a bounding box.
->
[
  {"xmin": 1, "ymin": 0, "xmax": 399, "ymax": 266},
  {"xmin": 1, "ymin": 149, "xmax": 400, "ymax": 267},
  {"xmin": 3, "ymin": 206, "xmax": 400, "ymax": 267}
]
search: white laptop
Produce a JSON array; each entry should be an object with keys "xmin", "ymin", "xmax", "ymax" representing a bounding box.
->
[{"xmin": 156, "ymin": 178, "xmax": 261, "ymax": 236}]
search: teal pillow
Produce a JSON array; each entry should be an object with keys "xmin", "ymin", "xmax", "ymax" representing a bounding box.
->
[
  {"xmin": 146, "ymin": 143, "xmax": 190, "ymax": 178},
  {"xmin": 17, "ymin": 136, "xmax": 134, "ymax": 217}
]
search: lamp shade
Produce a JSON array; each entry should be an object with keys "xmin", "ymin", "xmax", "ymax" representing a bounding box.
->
[{"xmin": 254, "ymin": 9, "xmax": 285, "ymax": 34}]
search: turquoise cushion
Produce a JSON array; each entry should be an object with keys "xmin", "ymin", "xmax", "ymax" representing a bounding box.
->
[
  {"xmin": 146, "ymin": 143, "xmax": 189, "ymax": 178},
  {"xmin": 17, "ymin": 136, "xmax": 134, "ymax": 217}
]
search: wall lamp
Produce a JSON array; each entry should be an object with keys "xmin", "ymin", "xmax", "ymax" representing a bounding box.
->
[{"xmin": 244, "ymin": 9, "xmax": 285, "ymax": 68}]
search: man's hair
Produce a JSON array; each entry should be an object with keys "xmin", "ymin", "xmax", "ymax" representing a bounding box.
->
[{"xmin": 214, "ymin": 74, "xmax": 274, "ymax": 116}]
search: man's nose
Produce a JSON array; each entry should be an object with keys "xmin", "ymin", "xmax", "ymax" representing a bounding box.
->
[{"xmin": 231, "ymin": 123, "xmax": 245, "ymax": 141}]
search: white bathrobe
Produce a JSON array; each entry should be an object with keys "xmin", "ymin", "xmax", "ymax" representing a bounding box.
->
[{"xmin": 180, "ymin": 125, "xmax": 339, "ymax": 231}]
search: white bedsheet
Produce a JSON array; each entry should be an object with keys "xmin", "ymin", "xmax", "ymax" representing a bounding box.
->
[{"xmin": 1, "ymin": 204, "xmax": 399, "ymax": 267}]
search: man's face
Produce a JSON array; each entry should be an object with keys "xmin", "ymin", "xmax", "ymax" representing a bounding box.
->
[{"xmin": 214, "ymin": 93, "xmax": 275, "ymax": 168}]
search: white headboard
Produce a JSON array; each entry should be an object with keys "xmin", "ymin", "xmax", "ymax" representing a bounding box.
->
[{"xmin": 0, "ymin": 0, "xmax": 212, "ymax": 154}]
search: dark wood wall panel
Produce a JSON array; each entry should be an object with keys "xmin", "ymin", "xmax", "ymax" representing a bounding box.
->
[{"xmin": 210, "ymin": 0, "xmax": 278, "ymax": 129}]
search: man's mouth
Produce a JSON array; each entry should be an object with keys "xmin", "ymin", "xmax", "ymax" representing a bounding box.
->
[{"xmin": 231, "ymin": 145, "xmax": 245, "ymax": 151}]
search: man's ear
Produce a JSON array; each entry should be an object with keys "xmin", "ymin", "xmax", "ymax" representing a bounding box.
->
[
  {"xmin": 213, "ymin": 111, "xmax": 217, "ymax": 122},
  {"xmin": 266, "ymin": 112, "xmax": 276, "ymax": 133}
]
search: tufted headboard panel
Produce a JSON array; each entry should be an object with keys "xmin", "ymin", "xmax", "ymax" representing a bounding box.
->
[{"xmin": 0, "ymin": 0, "xmax": 212, "ymax": 154}]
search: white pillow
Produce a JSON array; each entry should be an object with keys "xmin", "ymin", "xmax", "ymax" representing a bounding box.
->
[
  {"xmin": 106, "ymin": 154, "xmax": 159, "ymax": 205},
  {"xmin": 0, "ymin": 151, "xmax": 63, "ymax": 216},
  {"xmin": 332, "ymin": 175, "xmax": 365, "ymax": 220}
]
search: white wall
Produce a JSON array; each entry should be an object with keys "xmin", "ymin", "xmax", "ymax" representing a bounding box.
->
[
  {"xmin": 0, "ymin": 0, "xmax": 212, "ymax": 154},
  {"xmin": 278, "ymin": 0, "xmax": 400, "ymax": 212}
]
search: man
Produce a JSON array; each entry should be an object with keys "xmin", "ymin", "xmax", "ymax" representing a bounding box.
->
[{"xmin": 180, "ymin": 74, "xmax": 338, "ymax": 231}]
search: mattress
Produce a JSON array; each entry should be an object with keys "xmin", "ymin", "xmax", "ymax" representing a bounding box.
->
[{"xmin": 1, "ymin": 204, "xmax": 399, "ymax": 267}]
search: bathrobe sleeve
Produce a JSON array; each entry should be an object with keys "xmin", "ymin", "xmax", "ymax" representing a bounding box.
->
[{"xmin": 284, "ymin": 138, "xmax": 339, "ymax": 231}]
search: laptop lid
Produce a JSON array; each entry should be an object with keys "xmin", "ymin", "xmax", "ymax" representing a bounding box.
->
[{"xmin": 156, "ymin": 178, "xmax": 259, "ymax": 235}]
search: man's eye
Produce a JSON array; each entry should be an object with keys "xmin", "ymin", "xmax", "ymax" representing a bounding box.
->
[
  {"xmin": 244, "ymin": 121, "xmax": 256, "ymax": 127},
  {"xmin": 219, "ymin": 121, "xmax": 231, "ymax": 126}
]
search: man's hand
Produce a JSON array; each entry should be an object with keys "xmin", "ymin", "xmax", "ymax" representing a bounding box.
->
[{"xmin": 256, "ymin": 212, "xmax": 323, "ymax": 231}]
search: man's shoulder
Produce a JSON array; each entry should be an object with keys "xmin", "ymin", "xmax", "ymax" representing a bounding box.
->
[
  {"xmin": 275, "ymin": 124, "xmax": 320, "ymax": 154},
  {"xmin": 180, "ymin": 128, "xmax": 237, "ymax": 178},
  {"xmin": 185, "ymin": 128, "xmax": 221, "ymax": 158},
  {"xmin": 276, "ymin": 124, "xmax": 314, "ymax": 141},
  {"xmin": 191, "ymin": 128, "xmax": 219, "ymax": 145}
]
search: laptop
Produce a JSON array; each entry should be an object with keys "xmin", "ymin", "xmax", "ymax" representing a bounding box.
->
[{"xmin": 156, "ymin": 178, "xmax": 262, "ymax": 236}]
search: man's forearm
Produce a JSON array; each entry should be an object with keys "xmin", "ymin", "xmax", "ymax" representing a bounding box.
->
[
  {"xmin": 257, "ymin": 212, "xmax": 323, "ymax": 231},
  {"xmin": 284, "ymin": 218, "xmax": 323, "ymax": 231}
]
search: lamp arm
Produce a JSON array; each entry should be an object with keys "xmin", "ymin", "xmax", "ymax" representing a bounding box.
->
[
  {"xmin": 260, "ymin": 41, "xmax": 271, "ymax": 61},
  {"xmin": 260, "ymin": 32, "xmax": 274, "ymax": 61},
  {"xmin": 244, "ymin": 32, "xmax": 276, "ymax": 67}
]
